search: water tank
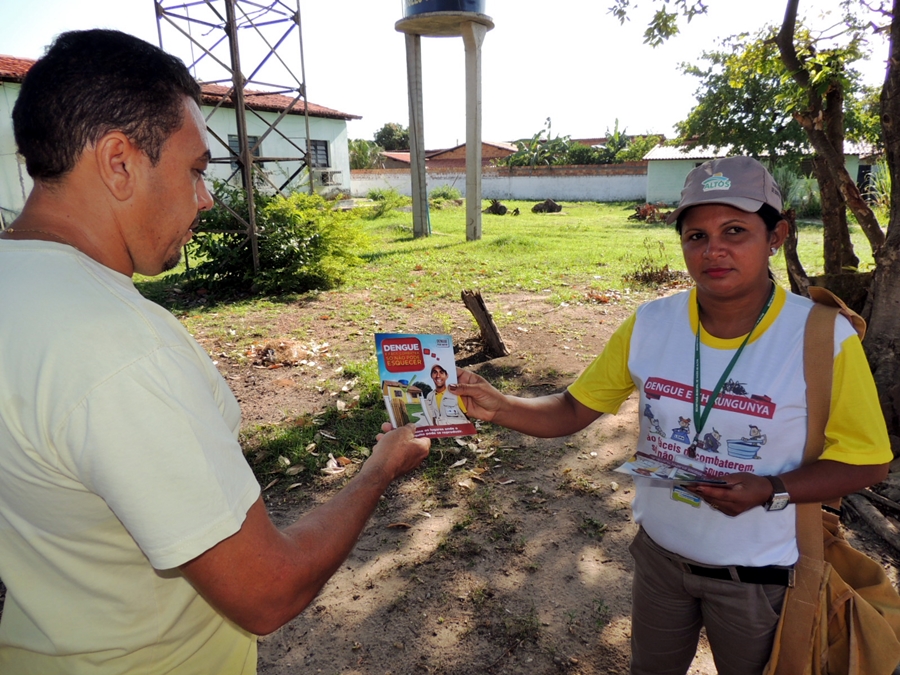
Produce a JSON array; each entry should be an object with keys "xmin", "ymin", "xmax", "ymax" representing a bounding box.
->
[{"xmin": 403, "ymin": 0, "xmax": 486, "ymax": 18}]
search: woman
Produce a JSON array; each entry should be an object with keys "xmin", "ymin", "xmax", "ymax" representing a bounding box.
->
[{"xmin": 450, "ymin": 157, "xmax": 892, "ymax": 675}]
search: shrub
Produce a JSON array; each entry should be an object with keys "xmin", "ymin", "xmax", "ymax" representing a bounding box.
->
[
  {"xmin": 866, "ymin": 158, "xmax": 890, "ymax": 211},
  {"xmin": 185, "ymin": 182, "xmax": 368, "ymax": 295},
  {"xmin": 365, "ymin": 188, "xmax": 409, "ymax": 218},
  {"xmin": 566, "ymin": 142, "xmax": 602, "ymax": 165},
  {"xmin": 771, "ymin": 164, "xmax": 821, "ymax": 218},
  {"xmin": 349, "ymin": 139, "xmax": 385, "ymax": 170},
  {"xmin": 430, "ymin": 184, "xmax": 462, "ymax": 200}
]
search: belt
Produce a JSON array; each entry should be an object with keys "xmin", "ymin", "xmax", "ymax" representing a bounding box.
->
[{"xmin": 681, "ymin": 562, "xmax": 794, "ymax": 587}]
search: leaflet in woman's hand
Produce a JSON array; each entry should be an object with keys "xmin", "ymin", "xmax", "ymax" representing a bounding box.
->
[
  {"xmin": 375, "ymin": 333, "xmax": 477, "ymax": 439},
  {"xmin": 614, "ymin": 451, "xmax": 727, "ymax": 485}
]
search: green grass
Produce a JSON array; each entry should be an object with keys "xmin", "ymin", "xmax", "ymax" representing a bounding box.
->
[{"xmin": 137, "ymin": 199, "xmax": 878, "ymax": 316}]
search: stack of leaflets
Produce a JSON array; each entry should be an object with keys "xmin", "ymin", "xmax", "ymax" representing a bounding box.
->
[
  {"xmin": 375, "ymin": 333, "xmax": 476, "ymax": 439},
  {"xmin": 614, "ymin": 451, "xmax": 726, "ymax": 486}
]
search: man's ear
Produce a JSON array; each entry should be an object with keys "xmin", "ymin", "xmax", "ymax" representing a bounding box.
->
[{"xmin": 95, "ymin": 132, "xmax": 144, "ymax": 201}]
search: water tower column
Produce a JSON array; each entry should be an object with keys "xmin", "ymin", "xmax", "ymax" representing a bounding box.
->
[
  {"xmin": 462, "ymin": 20, "xmax": 487, "ymax": 241},
  {"xmin": 396, "ymin": 2, "xmax": 494, "ymax": 242},
  {"xmin": 405, "ymin": 33, "xmax": 430, "ymax": 237}
]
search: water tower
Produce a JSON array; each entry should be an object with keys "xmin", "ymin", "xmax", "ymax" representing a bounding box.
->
[{"xmin": 396, "ymin": 0, "xmax": 494, "ymax": 241}]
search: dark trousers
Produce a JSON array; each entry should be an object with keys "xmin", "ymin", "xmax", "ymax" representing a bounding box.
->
[{"xmin": 629, "ymin": 527, "xmax": 787, "ymax": 675}]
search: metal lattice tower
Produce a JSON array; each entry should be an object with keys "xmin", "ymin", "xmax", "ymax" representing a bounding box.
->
[{"xmin": 154, "ymin": 0, "xmax": 313, "ymax": 272}]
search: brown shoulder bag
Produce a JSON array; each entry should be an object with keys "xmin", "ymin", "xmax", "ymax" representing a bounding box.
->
[{"xmin": 764, "ymin": 288, "xmax": 900, "ymax": 675}]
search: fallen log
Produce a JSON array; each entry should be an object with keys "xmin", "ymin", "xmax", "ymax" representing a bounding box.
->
[
  {"xmin": 857, "ymin": 488, "xmax": 900, "ymax": 515},
  {"xmin": 461, "ymin": 290, "xmax": 509, "ymax": 358},
  {"xmin": 844, "ymin": 492, "xmax": 900, "ymax": 554}
]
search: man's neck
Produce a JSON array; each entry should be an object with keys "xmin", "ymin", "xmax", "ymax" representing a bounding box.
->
[{"xmin": 11, "ymin": 177, "xmax": 134, "ymax": 277}]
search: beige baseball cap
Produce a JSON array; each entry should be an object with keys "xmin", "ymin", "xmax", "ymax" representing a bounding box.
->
[{"xmin": 665, "ymin": 156, "xmax": 783, "ymax": 225}]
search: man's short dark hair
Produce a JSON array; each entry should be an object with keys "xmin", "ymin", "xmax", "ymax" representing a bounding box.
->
[{"xmin": 13, "ymin": 29, "xmax": 202, "ymax": 181}]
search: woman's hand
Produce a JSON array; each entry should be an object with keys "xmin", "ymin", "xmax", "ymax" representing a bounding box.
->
[
  {"xmin": 449, "ymin": 368, "xmax": 507, "ymax": 422},
  {"xmin": 685, "ymin": 472, "xmax": 772, "ymax": 517}
]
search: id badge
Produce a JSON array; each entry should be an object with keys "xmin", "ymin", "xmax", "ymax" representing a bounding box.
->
[{"xmin": 671, "ymin": 484, "xmax": 702, "ymax": 508}]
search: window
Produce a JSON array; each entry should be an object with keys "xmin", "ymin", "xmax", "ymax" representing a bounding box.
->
[
  {"xmin": 308, "ymin": 140, "xmax": 329, "ymax": 168},
  {"xmin": 228, "ymin": 134, "xmax": 262, "ymax": 170}
]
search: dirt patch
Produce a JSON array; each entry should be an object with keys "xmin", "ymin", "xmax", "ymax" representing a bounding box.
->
[{"xmin": 197, "ymin": 290, "xmax": 727, "ymax": 673}]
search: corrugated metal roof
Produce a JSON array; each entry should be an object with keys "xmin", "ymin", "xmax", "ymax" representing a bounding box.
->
[
  {"xmin": 643, "ymin": 145, "xmax": 730, "ymax": 161},
  {"xmin": 644, "ymin": 142, "xmax": 874, "ymax": 161}
]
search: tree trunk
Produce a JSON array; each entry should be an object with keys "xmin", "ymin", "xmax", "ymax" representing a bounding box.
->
[
  {"xmin": 823, "ymin": 84, "xmax": 860, "ymax": 273},
  {"xmin": 776, "ymin": 0, "xmax": 885, "ymax": 255},
  {"xmin": 864, "ymin": 0, "xmax": 900, "ymax": 443},
  {"xmin": 782, "ymin": 209, "xmax": 810, "ymax": 295},
  {"xmin": 814, "ymin": 157, "xmax": 857, "ymax": 275}
]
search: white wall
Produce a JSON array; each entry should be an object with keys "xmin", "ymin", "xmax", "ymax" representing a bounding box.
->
[
  {"xmin": 0, "ymin": 82, "xmax": 32, "ymax": 224},
  {"xmin": 202, "ymin": 107, "xmax": 351, "ymax": 194},
  {"xmin": 646, "ymin": 158, "xmax": 699, "ymax": 205},
  {"xmin": 351, "ymin": 167, "xmax": 647, "ymax": 202}
]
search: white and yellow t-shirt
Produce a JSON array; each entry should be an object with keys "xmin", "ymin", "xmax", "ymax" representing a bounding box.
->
[{"xmin": 569, "ymin": 285, "xmax": 890, "ymax": 567}]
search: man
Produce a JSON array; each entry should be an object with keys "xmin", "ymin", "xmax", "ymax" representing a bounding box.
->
[
  {"xmin": 0, "ymin": 30, "xmax": 429, "ymax": 674},
  {"xmin": 425, "ymin": 364, "xmax": 466, "ymax": 425}
]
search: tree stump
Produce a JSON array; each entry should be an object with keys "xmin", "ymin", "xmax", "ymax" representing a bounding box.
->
[{"xmin": 461, "ymin": 290, "xmax": 509, "ymax": 358}]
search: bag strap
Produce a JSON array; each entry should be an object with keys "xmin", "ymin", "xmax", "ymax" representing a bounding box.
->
[
  {"xmin": 796, "ymin": 302, "xmax": 839, "ymax": 561},
  {"xmin": 797, "ymin": 287, "xmax": 866, "ymax": 560},
  {"xmin": 769, "ymin": 291, "xmax": 864, "ymax": 675}
]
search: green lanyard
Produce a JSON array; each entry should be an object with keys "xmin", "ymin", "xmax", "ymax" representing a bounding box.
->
[{"xmin": 690, "ymin": 284, "xmax": 775, "ymax": 451}]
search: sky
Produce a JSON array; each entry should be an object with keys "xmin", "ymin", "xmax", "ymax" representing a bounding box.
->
[{"xmin": 2, "ymin": 0, "xmax": 889, "ymax": 150}]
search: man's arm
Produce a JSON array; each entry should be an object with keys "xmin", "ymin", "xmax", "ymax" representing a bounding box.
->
[
  {"xmin": 180, "ymin": 424, "xmax": 429, "ymax": 635},
  {"xmin": 451, "ymin": 369, "xmax": 602, "ymax": 437}
]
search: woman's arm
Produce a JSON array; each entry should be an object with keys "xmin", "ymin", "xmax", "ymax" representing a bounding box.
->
[
  {"xmin": 688, "ymin": 460, "xmax": 889, "ymax": 517},
  {"xmin": 451, "ymin": 368, "xmax": 603, "ymax": 437}
]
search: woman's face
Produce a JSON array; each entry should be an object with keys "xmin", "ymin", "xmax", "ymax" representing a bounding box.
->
[{"xmin": 680, "ymin": 204, "xmax": 785, "ymax": 301}]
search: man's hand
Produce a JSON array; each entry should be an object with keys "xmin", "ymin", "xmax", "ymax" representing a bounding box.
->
[
  {"xmin": 448, "ymin": 368, "xmax": 508, "ymax": 421},
  {"xmin": 369, "ymin": 423, "xmax": 430, "ymax": 482}
]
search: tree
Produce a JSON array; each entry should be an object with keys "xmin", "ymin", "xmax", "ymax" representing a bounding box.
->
[
  {"xmin": 612, "ymin": 0, "xmax": 900, "ymax": 442},
  {"xmin": 676, "ymin": 27, "xmax": 876, "ymax": 274},
  {"xmin": 373, "ymin": 123, "xmax": 410, "ymax": 152},
  {"xmin": 496, "ymin": 118, "xmax": 573, "ymax": 167},
  {"xmin": 616, "ymin": 134, "xmax": 663, "ymax": 162},
  {"xmin": 496, "ymin": 118, "xmax": 661, "ymax": 167},
  {"xmin": 349, "ymin": 139, "xmax": 384, "ymax": 170}
]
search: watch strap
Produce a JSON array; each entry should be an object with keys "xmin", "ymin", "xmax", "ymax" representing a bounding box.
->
[{"xmin": 764, "ymin": 475, "xmax": 789, "ymax": 509}]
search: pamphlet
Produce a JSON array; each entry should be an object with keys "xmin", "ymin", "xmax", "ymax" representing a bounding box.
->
[
  {"xmin": 375, "ymin": 333, "xmax": 477, "ymax": 439},
  {"xmin": 614, "ymin": 451, "xmax": 727, "ymax": 486}
]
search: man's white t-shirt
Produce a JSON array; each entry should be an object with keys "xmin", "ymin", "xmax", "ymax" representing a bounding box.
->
[{"xmin": 0, "ymin": 241, "xmax": 261, "ymax": 674}]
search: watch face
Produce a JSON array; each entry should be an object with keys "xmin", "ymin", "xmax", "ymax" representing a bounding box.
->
[{"xmin": 767, "ymin": 494, "xmax": 790, "ymax": 511}]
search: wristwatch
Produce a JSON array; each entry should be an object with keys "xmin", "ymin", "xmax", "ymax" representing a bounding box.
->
[{"xmin": 763, "ymin": 475, "xmax": 790, "ymax": 511}]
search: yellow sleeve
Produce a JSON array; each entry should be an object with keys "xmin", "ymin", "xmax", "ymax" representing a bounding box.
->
[
  {"xmin": 820, "ymin": 333, "xmax": 893, "ymax": 465},
  {"xmin": 567, "ymin": 312, "xmax": 637, "ymax": 414}
]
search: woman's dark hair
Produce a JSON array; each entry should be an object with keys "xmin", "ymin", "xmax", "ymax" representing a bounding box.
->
[
  {"xmin": 13, "ymin": 29, "xmax": 202, "ymax": 182},
  {"xmin": 675, "ymin": 203, "xmax": 785, "ymax": 234}
]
